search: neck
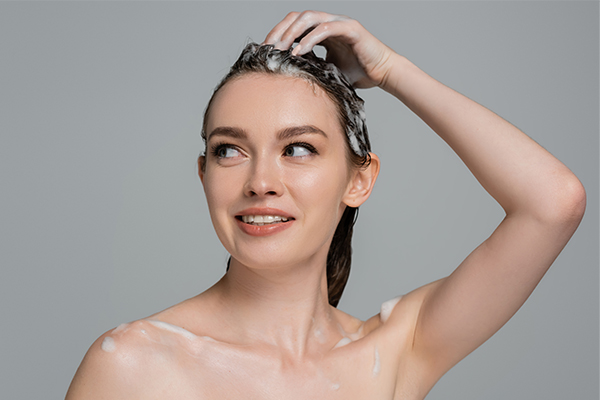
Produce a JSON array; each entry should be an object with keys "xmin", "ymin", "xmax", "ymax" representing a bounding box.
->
[{"xmin": 210, "ymin": 254, "xmax": 339, "ymax": 357}]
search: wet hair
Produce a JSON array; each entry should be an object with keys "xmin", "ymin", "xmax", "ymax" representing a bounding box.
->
[{"xmin": 201, "ymin": 43, "xmax": 372, "ymax": 307}]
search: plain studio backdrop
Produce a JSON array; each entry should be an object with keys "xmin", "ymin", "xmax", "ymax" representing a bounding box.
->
[{"xmin": 0, "ymin": 2, "xmax": 597, "ymax": 399}]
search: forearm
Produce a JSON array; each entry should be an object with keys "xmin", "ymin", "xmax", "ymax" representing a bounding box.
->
[{"xmin": 381, "ymin": 54, "xmax": 584, "ymax": 221}]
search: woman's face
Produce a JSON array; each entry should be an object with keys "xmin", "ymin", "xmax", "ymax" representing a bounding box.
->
[{"xmin": 201, "ymin": 73, "xmax": 356, "ymax": 271}]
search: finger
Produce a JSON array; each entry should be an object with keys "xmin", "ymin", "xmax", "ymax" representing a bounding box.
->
[
  {"xmin": 292, "ymin": 19, "xmax": 357, "ymax": 56},
  {"xmin": 277, "ymin": 10, "xmax": 345, "ymax": 51},
  {"xmin": 263, "ymin": 11, "xmax": 301, "ymax": 45}
]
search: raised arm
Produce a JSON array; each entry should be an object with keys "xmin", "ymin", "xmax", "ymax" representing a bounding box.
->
[
  {"xmin": 266, "ymin": 10, "xmax": 586, "ymax": 378},
  {"xmin": 379, "ymin": 50, "xmax": 586, "ymax": 372}
]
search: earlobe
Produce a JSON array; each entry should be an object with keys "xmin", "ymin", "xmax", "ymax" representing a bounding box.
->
[
  {"xmin": 198, "ymin": 156, "xmax": 205, "ymax": 184},
  {"xmin": 343, "ymin": 153, "xmax": 380, "ymax": 208}
]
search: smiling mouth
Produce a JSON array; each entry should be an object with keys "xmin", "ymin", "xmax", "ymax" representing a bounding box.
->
[{"xmin": 236, "ymin": 215, "xmax": 294, "ymax": 226}]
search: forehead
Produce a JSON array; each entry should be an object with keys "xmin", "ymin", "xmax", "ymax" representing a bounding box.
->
[{"xmin": 206, "ymin": 74, "xmax": 342, "ymax": 136}]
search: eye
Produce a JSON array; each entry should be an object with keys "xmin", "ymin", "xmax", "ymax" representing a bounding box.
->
[
  {"xmin": 212, "ymin": 144, "xmax": 241, "ymax": 159},
  {"xmin": 283, "ymin": 143, "xmax": 317, "ymax": 157}
]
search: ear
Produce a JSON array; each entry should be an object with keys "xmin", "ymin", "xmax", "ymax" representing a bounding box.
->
[
  {"xmin": 342, "ymin": 153, "xmax": 380, "ymax": 208},
  {"xmin": 197, "ymin": 156, "xmax": 205, "ymax": 184}
]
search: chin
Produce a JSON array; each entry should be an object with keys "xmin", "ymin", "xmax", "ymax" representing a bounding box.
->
[
  {"xmin": 227, "ymin": 238, "xmax": 331, "ymax": 273},
  {"xmin": 212, "ymin": 213, "xmax": 339, "ymax": 273}
]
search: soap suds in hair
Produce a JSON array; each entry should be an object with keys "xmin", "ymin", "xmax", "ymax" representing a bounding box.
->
[{"xmin": 203, "ymin": 43, "xmax": 372, "ymax": 158}]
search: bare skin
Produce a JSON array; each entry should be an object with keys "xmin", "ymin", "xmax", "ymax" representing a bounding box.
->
[{"xmin": 66, "ymin": 11, "xmax": 586, "ymax": 400}]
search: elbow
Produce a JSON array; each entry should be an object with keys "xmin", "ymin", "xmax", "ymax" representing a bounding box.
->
[
  {"xmin": 571, "ymin": 178, "xmax": 587, "ymax": 219},
  {"xmin": 569, "ymin": 179, "xmax": 587, "ymax": 225},
  {"xmin": 545, "ymin": 174, "xmax": 586, "ymax": 228},
  {"xmin": 560, "ymin": 175, "xmax": 586, "ymax": 222}
]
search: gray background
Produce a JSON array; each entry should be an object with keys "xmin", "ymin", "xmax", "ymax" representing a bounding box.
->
[{"xmin": 1, "ymin": 1, "xmax": 597, "ymax": 399}]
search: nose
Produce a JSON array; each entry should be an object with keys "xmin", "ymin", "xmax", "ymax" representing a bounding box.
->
[{"xmin": 243, "ymin": 156, "xmax": 284, "ymax": 198}]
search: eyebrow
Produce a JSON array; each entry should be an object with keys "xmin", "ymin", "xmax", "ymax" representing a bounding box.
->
[
  {"xmin": 277, "ymin": 125, "xmax": 328, "ymax": 141},
  {"xmin": 207, "ymin": 126, "xmax": 247, "ymax": 140},
  {"xmin": 208, "ymin": 125, "xmax": 328, "ymax": 141}
]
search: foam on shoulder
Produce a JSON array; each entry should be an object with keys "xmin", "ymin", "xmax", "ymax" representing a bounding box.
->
[
  {"xmin": 380, "ymin": 295, "xmax": 403, "ymax": 324},
  {"xmin": 145, "ymin": 319, "xmax": 198, "ymax": 341},
  {"xmin": 333, "ymin": 337, "xmax": 352, "ymax": 349},
  {"xmin": 101, "ymin": 336, "xmax": 116, "ymax": 352}
]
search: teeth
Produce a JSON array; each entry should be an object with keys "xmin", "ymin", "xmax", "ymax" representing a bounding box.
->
[{"xmin": 241, "ymin": 215, "xmax": 289, "ymax": 225}]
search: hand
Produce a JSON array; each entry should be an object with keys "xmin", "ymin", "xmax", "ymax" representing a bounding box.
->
[{"xmin": 263, "ymin": 11, "xmax": 397, "ymax": 89}]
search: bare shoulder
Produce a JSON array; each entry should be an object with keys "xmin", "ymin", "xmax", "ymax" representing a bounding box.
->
[
  {"xmin": 65, "ymin": 320, "xmax": 183, "ymax": 400},
  {"xmin": 359, "ymin": 279, "xmax": 451, "ymax": 398},
  {"xmin": 361, "ymin": 279, "xmax": 444, "ymax": 337},
  {"xmin": 357, "ymin": 280, "xmax": 448, "ymax": 369}
]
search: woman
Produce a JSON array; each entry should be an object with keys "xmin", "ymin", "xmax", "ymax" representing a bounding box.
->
[{"xmin": 66, "ymin": 11, "xmax": 585, "ymax": 399}]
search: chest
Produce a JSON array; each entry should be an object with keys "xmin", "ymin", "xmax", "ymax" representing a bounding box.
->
[{"xmin": 162, "ymin": 341, "xmax": 401, "ymax": 400}]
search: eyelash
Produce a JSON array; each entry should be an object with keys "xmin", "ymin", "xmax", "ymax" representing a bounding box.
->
[
  {"xmin": 209, "ymin": 142, "xmax": 238, "ymax": 158},
  {"xmin": 209, "ymin": 141, "xmax": 319, "ymax": 159},
  {"xmin": 284, "ymin": 142, "xmax": 318, "ymax": 156}
]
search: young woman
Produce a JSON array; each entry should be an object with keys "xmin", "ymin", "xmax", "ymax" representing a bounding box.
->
[{"xmin": 66, "ymin": 11, "xmax": 585, "ymax": 400}]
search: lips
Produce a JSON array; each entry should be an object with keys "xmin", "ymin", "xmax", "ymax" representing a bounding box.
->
[{"xmin": 235, "ymin": 208, "xmax": 295, "ymax": 236}]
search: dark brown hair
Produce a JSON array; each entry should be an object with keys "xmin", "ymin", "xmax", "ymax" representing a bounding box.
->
[{"xmin": 202, "ymin": 43, "xmax": 372, "ymax": 307}]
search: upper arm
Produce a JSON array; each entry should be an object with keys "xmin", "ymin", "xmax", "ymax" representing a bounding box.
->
[
  {"xmin": 66, "ymin": 332, "xmax": 144, "ymax": 400},
  {"xmin": 66, "ymin": 334, "xmax": 125, "ymax": 399},
  {"xmin": 381, "ymin": 179, "xmax": 585, "ymax": 380},
  {"xmin": 410, "ymin": 190, "xmax": 585, "ymax": 376},
  {"xmin": 66, "ymin": 327, "xmax": 172, "ymax": 400}
]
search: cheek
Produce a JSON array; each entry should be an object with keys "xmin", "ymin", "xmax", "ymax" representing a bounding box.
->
[
  {"xmin": 286, "ymin": 162, "xmax": 349, "ymax": 211},
  {"xmin": 202, "ymin": 170, "xmax": 239, "ymax": 218}
]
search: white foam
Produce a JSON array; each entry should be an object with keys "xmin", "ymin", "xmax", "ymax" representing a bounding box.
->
[
  {"xmin": 358, "ymin": 108, "xmax": 366, "ymax": 120},
  {"xmin": 112, "ymin": 323, "xmax": 128, "ymax": 334},
  {"xmin": 266, "ymin": 57, "xmax": 279, "ymax": 71},
  {"xmin": 280, "ymin": 63, "xmax": 300, "ymax": 76},
  {"xmin": 337, "ymin": 322, "xmax": 364, "ymax": 341},
  {"xmin": 372, "ymin": 347, "xmax": 381, "ymax": 377},
  {"xmin": 348, "ymin": 131, "xmax": 361, "ymax": 154},
  {"xmin": 347, "ymin": 323, "xmax": 363, "ymax": 341},
  {"xmin": 314, "ymin": 327, "xmax": 326, "ymax": 344},
  {"xmin": 101, "ymin": 336, "xmax": 116, "ymax": 353},
  {"xmin": 333, "ymin": 337, "xmax": 352, "ymax": 349},
  {"xmin": 380, "ymin": 295, "xmax": 403, "ymax": 324},
  {"xmin": 331, "ymin": 383, "xmax": 340, "ymax": 390},
  {"xmin": 146, "ymin": 320, "xmax": 197, "ymax": 341}
]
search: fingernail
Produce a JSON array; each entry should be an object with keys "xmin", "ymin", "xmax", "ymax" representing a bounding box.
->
[{"xmin": 292, "ymin": 44, "xmax": 302, "ymax": 55}]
